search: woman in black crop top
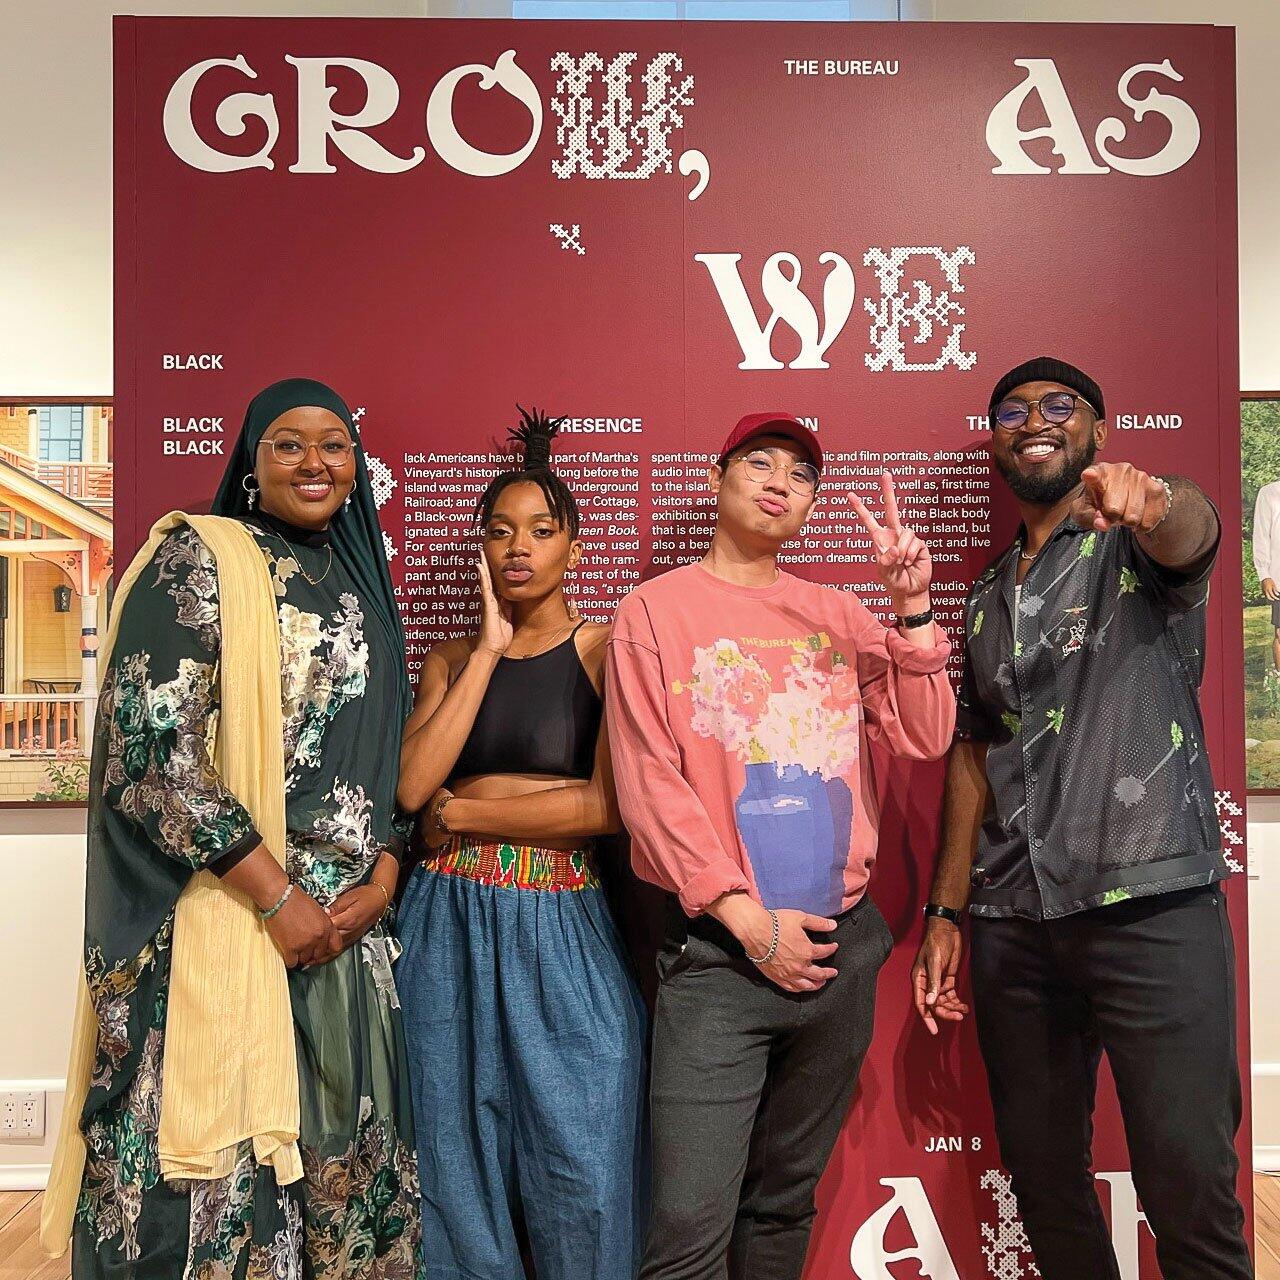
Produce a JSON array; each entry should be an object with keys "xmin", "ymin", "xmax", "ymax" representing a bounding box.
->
[{"xmin": 395, "ymin": 409, "xmax": 647, "ymax": 1280}]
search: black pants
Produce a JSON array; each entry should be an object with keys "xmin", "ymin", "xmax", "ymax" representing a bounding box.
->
[
  {"xmin": 640, "ymin": 896, "xmax": 893, "ymax": 1280},
  {"xmin": 970, "ymin": 885, "xmax": 1252, "ymax": 1280}
]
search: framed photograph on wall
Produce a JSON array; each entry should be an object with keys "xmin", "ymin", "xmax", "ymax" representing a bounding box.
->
[
  {"xmin": 0, "ymin": 399, "xmax": 112, "ymax": 805},
  {"xmin": 1242, "ymin": 391, "xmax": 1280, "ymax": 791}
]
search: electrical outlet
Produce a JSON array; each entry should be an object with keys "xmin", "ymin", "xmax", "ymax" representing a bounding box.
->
[{"xmin": 0, "ymin": 1091, "xmax": 45, "ymax": 1139}]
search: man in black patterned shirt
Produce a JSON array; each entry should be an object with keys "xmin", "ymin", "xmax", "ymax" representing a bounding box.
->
[{"xmin": 912, "ymin": 356, "xmax": 1250, "ymax": 1280}]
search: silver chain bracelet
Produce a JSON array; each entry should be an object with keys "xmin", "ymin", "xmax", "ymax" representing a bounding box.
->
[
  {"xmin": 745, "ymin": 908, "xmax": 780, "ymax": 966},
  {"xmin": 1148, "ymin": 476, "xmax": 1175, "ymax": 531}
]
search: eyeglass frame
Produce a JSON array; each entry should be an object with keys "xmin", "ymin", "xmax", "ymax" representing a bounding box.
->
[
  {"xmin": 991, "ymin": 391, "xmax": 1098, "ymax": 433},
  {"xmin": 729, "ymin": 447, "xmax": 822, "ymax": 496},
  {"xmin": 256, "ymin": 435, "xmax": 360, "ymax": 467}
]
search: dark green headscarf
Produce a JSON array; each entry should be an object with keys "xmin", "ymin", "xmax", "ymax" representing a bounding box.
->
[{"xmin": 212, "ymin": 377, "xmax": 411, "ymax": 729}]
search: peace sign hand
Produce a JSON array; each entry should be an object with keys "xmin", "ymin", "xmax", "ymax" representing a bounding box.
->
[{"xmin": 850, "ymin": 471, "xmax": 933, "ymax": 610}]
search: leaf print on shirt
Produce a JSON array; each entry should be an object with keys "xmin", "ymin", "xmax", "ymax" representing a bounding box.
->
[
  {"xmin": 1089, "ymin": 566, "xmax": 1144, "ymax": 654},
  {"xmin": 280, "ymin": 593, "xmax": 370, "ymax": 787},
  {"xmin": 1100, "ymin": 887, "xmax": 1134, "ymax": 905},
  {"xmin": 1113, "ymin": 720, "xmax": 1187, "ymax": 808},
  {"xmin": 1002, "ymin": 707, "xmax": 1067, "ymax": 830},
  {"xmin": 1020, "ymin": 532, "xmax": 1098, "ymax": 621}
]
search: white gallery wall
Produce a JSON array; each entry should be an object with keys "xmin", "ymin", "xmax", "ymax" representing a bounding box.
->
[{"xmin": 1, "ymin": 0, "xmax": 1277, "ymax": 1184}]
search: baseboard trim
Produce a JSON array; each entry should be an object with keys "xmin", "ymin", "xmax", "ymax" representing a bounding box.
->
[
  {"xmin": 1255, "ymin": 1147, "xmax": 1280, "ymax": 1173},
  {"xmin": 0, "ymin": 1165, "xmax": 49, "ymax": 1191}
]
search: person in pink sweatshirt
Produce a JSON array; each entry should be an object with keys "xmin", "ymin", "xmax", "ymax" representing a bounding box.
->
[{"xmin": 606, "ymin": 412, "xmax": 956, "ymax": 1280}]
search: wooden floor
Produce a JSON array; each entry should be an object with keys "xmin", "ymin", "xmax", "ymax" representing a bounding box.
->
[
  {"xmin": 3, "ymin": 1178, "xmax": 1280, "ymax": 1276},
  {"xmin": 0, "ymin": 1191, "xmax": 67, "ymax": 1280},
  {"xmin": 1259, "ymin": 1175, "xmax": 1280, "ymax": 1279}
]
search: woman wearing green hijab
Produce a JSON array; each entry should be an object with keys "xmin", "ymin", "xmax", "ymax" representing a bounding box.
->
[{"xmin": 53, "ymin": 379, "xmax": 419, "ymax": 1278}]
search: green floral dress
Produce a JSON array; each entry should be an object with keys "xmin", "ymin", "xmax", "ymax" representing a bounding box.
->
[{"xmin": 71, "ymin": 517, "xmax": 419, "ymax": 1280}]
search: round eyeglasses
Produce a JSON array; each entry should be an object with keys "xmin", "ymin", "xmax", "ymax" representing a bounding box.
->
[
  {"xmin": 736, "ymin": 449, "xmax": 821, "ymax": 496},
  {"xmin": 992, "ymin": 391, "xmax": 1095, "ymax": 432},
  {"xmin": 257, "ymin": 436, "xmax": 357, "ymax": 466}
]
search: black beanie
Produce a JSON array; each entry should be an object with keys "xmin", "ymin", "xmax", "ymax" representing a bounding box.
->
[{"xmin": 988, "ymin": 356, "xmax": 1105, "ymax": 425}]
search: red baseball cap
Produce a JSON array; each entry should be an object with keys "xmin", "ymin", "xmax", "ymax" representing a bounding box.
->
[{"xmin": 716, "ymin": 412, "xmax": 823, "ymax": 471}]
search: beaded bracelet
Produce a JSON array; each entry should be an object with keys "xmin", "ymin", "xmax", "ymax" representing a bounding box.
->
[
  {"xmin": 745, "ymin": 908, "xmax": 780, "ymax": 966},
  {"xmin": 259, "ymin": 882, "xmax": 293, "ymax": 921}
]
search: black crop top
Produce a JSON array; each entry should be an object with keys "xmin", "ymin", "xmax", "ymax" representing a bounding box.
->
[{"xmin": 451, "ymin": 623, "xmax": 603, "ymax": 781}]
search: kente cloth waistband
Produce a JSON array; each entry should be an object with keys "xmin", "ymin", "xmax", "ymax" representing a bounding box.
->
[{"xmin": 424, "ymin": 836, "xmax": 600, "ymax": 892}]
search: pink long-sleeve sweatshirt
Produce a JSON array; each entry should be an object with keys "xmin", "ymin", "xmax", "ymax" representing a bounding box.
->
[{"xmin": 606, "ymin": 564, "xmax": 955, "ymax": 918}]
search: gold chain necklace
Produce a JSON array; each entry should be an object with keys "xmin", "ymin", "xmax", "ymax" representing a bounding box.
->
[
  {"xmin": 266, "ymin": 530, "xmax": 333, "ymax": 585},
  {"xmin": 508, "ymin": 617, "xmax": 578, "ymax": 660}
]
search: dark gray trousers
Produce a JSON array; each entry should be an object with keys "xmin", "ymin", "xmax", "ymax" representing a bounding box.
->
[
  {"xmin": 971, "ymin": 884, "xmax": 1252, "ymax": 1280},
  {"xmin": 640, "ymin": 896, "xmax": 893, "ymax": 1280}
]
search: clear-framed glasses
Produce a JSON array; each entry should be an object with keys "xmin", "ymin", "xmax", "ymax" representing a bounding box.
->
[
  {"xmin": 992, "ymin": 391, "xmax": 1095, "ymax": 432},
  {"xmin": 736, "ymin": 448, "xmax": 821, "ymax": 496},
  {"xmin": 258, "ymin": 435, "xmax": 358, "ymax": 467}
]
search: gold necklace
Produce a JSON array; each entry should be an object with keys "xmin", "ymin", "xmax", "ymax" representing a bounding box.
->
[
  {"xmin": 508, "ymin": 615, "xmax": 578, "ymax": 660},
  {"xmin": 266, "ymin": 530, "xmax": 333, "ymax": 585}
]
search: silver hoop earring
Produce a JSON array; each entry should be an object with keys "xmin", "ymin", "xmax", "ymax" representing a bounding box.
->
[
  {"xmin": 242, "ymin": 474, "xmax": 259, "ymax": 510},
  {"xmin": 344, "ymin": 492, "xmax": 352, "ymax": 508}
]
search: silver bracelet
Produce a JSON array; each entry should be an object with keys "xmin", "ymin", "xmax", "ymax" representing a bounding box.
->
[
  {"xmin": 745, "ymin": 909, "xmax": 780, "ymax": 966},
  {"xmin": 259, "ymin": 882, "xmax": 293, "ymax": 921},
  {"xmin": 1148, "ymin": 476, "xmax": 1175, "ymax": 532}
]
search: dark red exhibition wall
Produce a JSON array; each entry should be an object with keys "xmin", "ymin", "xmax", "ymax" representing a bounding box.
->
[{"xmin": 115, "ymin": 18, "xmax": 1246, "ymax": 1276}]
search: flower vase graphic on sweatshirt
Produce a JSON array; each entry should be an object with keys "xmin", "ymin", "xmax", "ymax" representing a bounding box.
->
[{"xmin": 673, "ymin": 633, "xmax": 861, "ymax": 916}]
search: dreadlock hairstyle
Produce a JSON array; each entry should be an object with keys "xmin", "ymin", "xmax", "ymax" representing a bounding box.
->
[{"xmin": 474, "ymin": 405, "xmax": 581, "ymax": 537}]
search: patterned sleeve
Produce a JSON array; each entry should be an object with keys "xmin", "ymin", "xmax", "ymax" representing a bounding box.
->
[
  {"xmin": 954, "ymin": 586, "xmax": 998, "ymax": 743},
  {"xmin": 100, "ymin": 528, "xmax": 261, "ymax": 873},
  {"xmin": 954, "ymin": 637, "xmax": 997, "ymax": 743},
  {"xmin": 1124, "ymin": 500, "xmax": 1221, "ymax": 618}
]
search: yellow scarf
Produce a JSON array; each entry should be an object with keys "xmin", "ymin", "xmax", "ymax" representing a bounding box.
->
[{"xmin": 42, "ymin": 513, "xmax": 301, "ymax": 1257}]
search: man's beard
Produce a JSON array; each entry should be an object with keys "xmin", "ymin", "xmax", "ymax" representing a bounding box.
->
[{"xmin": 994, "ymin": 433, "xmax": 1097, "ymax": 505}]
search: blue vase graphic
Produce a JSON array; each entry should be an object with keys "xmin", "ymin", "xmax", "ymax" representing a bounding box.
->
[{"xmin": 735, "ymin": 762, "xmax": 852, "ymax": 916}]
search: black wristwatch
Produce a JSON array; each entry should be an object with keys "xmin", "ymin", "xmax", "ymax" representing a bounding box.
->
[{"xmin": 924, "ymin": 902, "xmax": 963, "ymax": 926}]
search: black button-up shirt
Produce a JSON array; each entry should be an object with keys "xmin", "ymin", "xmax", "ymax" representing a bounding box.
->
[{"xmin": 957, "ymin": 515, "xmax": 1225, "ymax": 919}]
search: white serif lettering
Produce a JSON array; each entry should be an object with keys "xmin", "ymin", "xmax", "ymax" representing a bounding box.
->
[
  {"xmin": 287, "ymin": 57, "xmax": 424, "ymax": 174},
  {"xmin": 694, "ymin": 251, "xmax": 855, "ymax": 370},
  {"xmin": 163, "ymin": 55, "xmax": 279, "ymax": 172},
  {"xmin": 986, "ymin": 57, "xmax": 1200, "ymax": 176},
  {"xmin": 850, "ymin": 1177, "xmax": 962, "ymax": 1279}
]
